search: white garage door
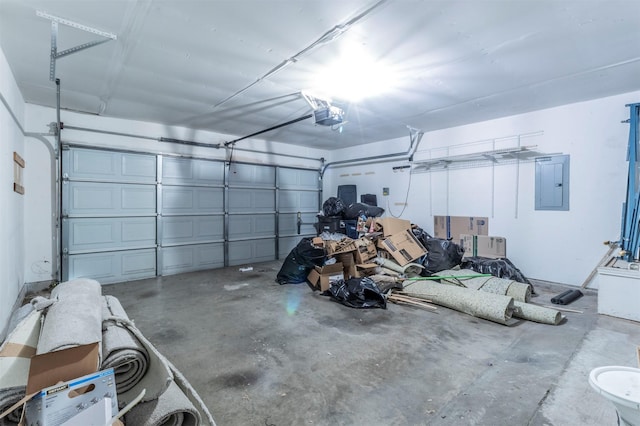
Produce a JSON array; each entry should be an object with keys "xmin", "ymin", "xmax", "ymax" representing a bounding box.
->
[{"xmin": 61, "ymin": 146, "xmax": 320, "ymax": 283}]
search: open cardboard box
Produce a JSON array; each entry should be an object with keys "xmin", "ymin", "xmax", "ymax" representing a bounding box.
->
[
  {"xmin": 307, "ymin": 263, "xmax": 344, "ymax": 292},
  {"xmin": 4, "ymin": 342, "xmax": 123, "ymax": 426}
]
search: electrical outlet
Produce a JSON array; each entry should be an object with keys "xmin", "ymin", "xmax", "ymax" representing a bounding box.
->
[{"xmin": 383, "ymin": 187, "xmax": 389, "ymax": 196}]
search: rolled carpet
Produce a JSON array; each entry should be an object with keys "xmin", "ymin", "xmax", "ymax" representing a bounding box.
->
[
  {"xmin": 513, "ymin": 301, "xmax": 564, "ymax": 325},
  {"xmin": 102, "ymin": 297, "xmax": 149, "ymax": 394},
  {"xmin": 102, "ymin": 296, "xmax": 172, "ymax": 404},
  {"xmin": 0, "ymin": 387, "xmax": 24, "ymax": 425},
  {"xmin": 403, "ymin": 280, "xmax": 516, "ymax": 325},
  {"xmin": 438, "ymin": 269, "xmax": 532, "ymax": 302},
  {"xmin": 36, "ymin": 278, "xmax": 102, "ymax": 364},
  {"xmin": 0, "ymin": 309, "xmax": 41, "ymax": 425},
  {"xmin": 124, "ymin": 380, "xmax": 201, "ymax": 426}
]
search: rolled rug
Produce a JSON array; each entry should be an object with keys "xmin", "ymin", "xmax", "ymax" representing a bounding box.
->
[
  {"xmin": 0, "ymin": 310, "xmax": 41, "ymax": 425},
  {"xmin": 36, "ymin": 278, "xmax": 103, "ymax": 363},
  {"xmin": 439, "ymin": 269, "xmax": 532, "ymax": 302},
  {"xmin": 101, "ymin": 297, "xmax": 149, "ymax": 394},
  {"xmin": 102, "ymin": 296, "xmax": 172, "ymax": 404},
  {"xmin": 124, "ymin": 380, "xmax": 201, "ymax": 426},
  {"xmin": 403, "ymin": 280, "xmax": 516, "ymax": 325}
]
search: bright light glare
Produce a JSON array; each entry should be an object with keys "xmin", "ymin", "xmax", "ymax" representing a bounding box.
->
[{"xmin": 311, "ymin": 45, "xmax": 397, "ymax": 102}]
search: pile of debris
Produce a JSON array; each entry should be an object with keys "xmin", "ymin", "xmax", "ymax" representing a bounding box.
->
[{"xmin": 277, "ymin": 216, "xmax": 567, "ymax": 327}]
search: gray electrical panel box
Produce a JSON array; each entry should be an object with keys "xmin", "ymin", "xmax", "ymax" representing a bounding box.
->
[{"xmin": 535, "ymin": 155, "xmax": 570, "ymax": 211}]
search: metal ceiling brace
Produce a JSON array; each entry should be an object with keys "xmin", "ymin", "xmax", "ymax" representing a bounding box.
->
[
  {"xmin": 36, "ymin": 11, "xmax": 117, "ymax": 81},
  {"xmin": 620, "ymin": 103, "xmax": 640, "ymax": 260}
]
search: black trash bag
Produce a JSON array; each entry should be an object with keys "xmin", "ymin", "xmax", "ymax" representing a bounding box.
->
[
  {"xmin": 343, "ymin": 203, "xmax": 385, "ymax": 219},
  {"xmin": 460, "ymin": 256, "xmax": 535, "ymax": 293},
  {"xmin": 276, "ymin": 238, "xmax": 326, "ymax": 284},
  {"xmin": 322, "ymin": 197, "xmax": 346, "ymax": 217},
  {"xmin": 412, "ymin": 226, "xmax": 433, "ymax": 248},
  {"xmin": 422, "ymin": 238, "xmax": 465, "ymax": 275},
  {"xmin": 325, "ymin": 277, "xmax": 387, "ymax": 309}
]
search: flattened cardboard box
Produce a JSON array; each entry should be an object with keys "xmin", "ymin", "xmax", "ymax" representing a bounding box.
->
[
  {"xmin": 380, "ymin": 230, "xmax": 427, "ymax": 266},
  {"xmin": 375, "ymin": 217, "xmax": 411, "ymax": 237},
  {"xmin": 307, "ymin": 263, "xmax": 344, "ymax": 292}
]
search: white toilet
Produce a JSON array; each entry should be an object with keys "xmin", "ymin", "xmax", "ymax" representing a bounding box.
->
[{"xmin": 589, "ymin": 366, "xmax": 640, "ymax": 426}]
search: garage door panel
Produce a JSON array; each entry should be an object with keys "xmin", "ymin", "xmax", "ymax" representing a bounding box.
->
[
  {"xmin": 228, "ymin": 214, "xmax": 275, "ymax": 239},
  {"xmin": 161, "ymin": 243, "xmax": 224, "ymax": 275},
  {"xmin": 278, "ymin": 168, "xmax": 319, "ymax": 190},
  {"xmin": 279, "ymin": 190, "xmax": 319, "ymax": 212},
  {"xmin": 66, "ymin": 217, "xmax": 156, "ymax": 253},
  {"xmin": 162, "ymin": 157, "xmax": 224, "ymax": 186},
  {"xmin": 161, "ymin": 216, "xmax": 224, "ymax": 244},
  {"xmin": 162, "ymin": 186, "xmax": 224, "ymax": 214},
  {"xmin": 228, "ymin": 239, "xmax": 275, "ymax": 265},
  {"xmin": 228, "ymin": 189, "xmax": 275, "ymax": 213},
  {"xmin": 278, "ymin": 212, "xmax": 316, "ymax": 236},
  {"xmin": 66, "ymin": 182, "xmax": 156, "ymax": 216},
  {"xmin": 66, "ymin": 249, "xmax": 156, "ymax": 284},
  {"xmin": 63, "ymin": 148, "xmax": 156, "ymax": 183},
  {"xmin": 228, "ymin": 163, "xmax": 275, "ymax": 188}
]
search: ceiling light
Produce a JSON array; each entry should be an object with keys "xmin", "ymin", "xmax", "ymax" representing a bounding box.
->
[{"xmin": 310, "ymin": 43, "xmax": 397, "ymax": 102}]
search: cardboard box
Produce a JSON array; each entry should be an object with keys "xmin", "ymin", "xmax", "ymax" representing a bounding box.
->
[
  {"xmin": 461, "ymin": 234, "xmax": 506, "ymax": 259},
  {"xmin": 311, "ymin": 237, "xmax": 324, "ymax": 248},
  {"xmin": 355, "ymin": 263, "xmax": 378, "ymax": 277},
  {"xmin": 354, "ymin": 238, "xmax": 377, "ymax": 264},
  {"xmin": 325, "ymin": 238, "xmax": 357, "ymax": 255},
  {"xmin": 375, "ymin": 217, "xmax": 411, "ymax": 237},
  {"xmin": 307, "ymin": 263, "xmax": 344, "ymax": 291},
  {"xmin": 380, "ymin": 230, "xmax": 427, "ymax": 266},
  {"xmin": 26, "ymin": 369, "xmax": 118, "ymax": 426},
  {"xmin": 334, "ymin": 252, "xmax": 356, "ymax": 279},
  {"xmin": 20, "ymin": 343, "xmax": 120, "ymax": 426},
  {"xmin": 434, "ymin": 216, "xmax": 489, "ymax": 240}
]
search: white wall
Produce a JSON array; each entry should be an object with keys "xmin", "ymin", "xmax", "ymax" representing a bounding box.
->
[
  {"xmin": 324, "ymin": 91, "xmax": 640, "ymax": 286},
  {"xmin": 0, "ymin": 46, "xmax": 26, "ymax": 331}
]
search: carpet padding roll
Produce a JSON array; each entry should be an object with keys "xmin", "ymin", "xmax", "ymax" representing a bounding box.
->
[
  {"xmin": 403, "ymin": 280, "xmax": 516, "ymax": 325},
  {"xmin": 513, "ymin": 301, "xmax": 564, "ymax": 325},
  {"xmin": 36, "ymin": 278, "xmax": 102, "ymax": 362},
  {"xmin": 438, "ymin": 269, "xmax": 532, "ymax": 302}
]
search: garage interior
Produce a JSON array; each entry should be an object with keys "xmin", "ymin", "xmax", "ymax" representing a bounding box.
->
[{"xmin": 1, "ymin": 1, "xmax": 640, "ymax": 425}]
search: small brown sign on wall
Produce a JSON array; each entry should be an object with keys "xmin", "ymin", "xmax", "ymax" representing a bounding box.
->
[{"xmin": 13, "ymin": 151, "xmax": 25, "ymax": 194}]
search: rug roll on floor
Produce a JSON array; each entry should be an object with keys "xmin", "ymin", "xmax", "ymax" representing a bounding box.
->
[
  {"xmin": 102, "ymin": 296, "xmax": 172, "ymax": 404},
  {"xmin": 36, "ymin": 278, "xmax": 102, "ymax": 363},
  {"xmin": 403, "ymin": 280, "xmax": 516, "ymax": 325},
  {"xmin": 102, "ymin": 297, "xmax": 150, "ymax": 394},
  {"xmin": 438, "ymin": 269, "xmax": 532, "ymax": 302},
  {"xmin": 0, "ymin": 310, "xmax": 41, "ymax": 425},
  {"xmin": 124, "ymin": 380, "xmax": 201, "ymax": 426},
  {"xmin": 513, "ymin": 301, "xmax": 564, "ymax": 325}
]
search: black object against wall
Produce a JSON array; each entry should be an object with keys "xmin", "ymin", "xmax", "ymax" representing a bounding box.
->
[
  {"xmin": 337, "ymin": 184, "xmax": 357, "ymax": 206},
  {"xmin": 551, "ymin": 289, "xmax": 583, "ymax": 305},
  {"xmin": 360, "ymin": 194, "xmax": 378, "ymax": 206}
]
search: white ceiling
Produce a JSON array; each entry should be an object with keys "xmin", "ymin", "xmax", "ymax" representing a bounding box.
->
[{"xmin": 1, "ymin": 0, "xmax": 639, "ymax": 150}]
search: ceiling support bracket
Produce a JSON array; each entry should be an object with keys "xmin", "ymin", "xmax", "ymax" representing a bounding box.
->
[{"xmin": 36, "ymin": 10, "xmax": 117, "ymax": 81}]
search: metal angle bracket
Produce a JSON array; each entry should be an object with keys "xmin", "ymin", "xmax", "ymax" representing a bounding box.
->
[{"xmin": 36, "ymin": 11, "xmax": 117, "ymax": 81}]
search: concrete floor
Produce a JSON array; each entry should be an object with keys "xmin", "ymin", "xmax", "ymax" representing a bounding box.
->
[{"xmin": 102, "ymin": 260, "xmax": 640, "ymax": 426}]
